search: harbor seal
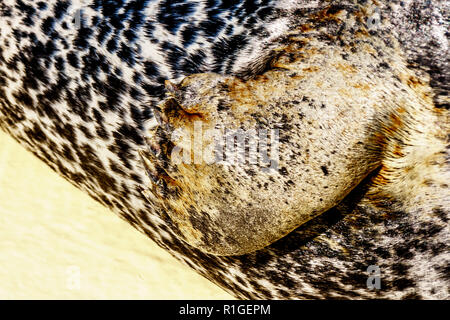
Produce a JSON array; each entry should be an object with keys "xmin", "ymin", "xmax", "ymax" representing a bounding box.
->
[{"xmin": 0, "ymin": 0, "xmax": 448, "ymax": 298}]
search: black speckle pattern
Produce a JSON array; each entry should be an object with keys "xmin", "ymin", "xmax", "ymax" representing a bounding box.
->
[{"xmin": 0, "ymin": 0, "xmax": 448, "ymax": 299}]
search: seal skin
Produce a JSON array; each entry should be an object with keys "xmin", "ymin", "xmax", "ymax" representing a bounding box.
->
[
  {"xmin": 142, "ymin": 33, "xmax": 389, "ymax": 255},
  {"xmin": 0, "ymin": 0, "xmax": 449, "ymax": 298}
]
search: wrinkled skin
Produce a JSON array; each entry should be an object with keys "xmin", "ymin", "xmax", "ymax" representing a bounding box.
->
[{"xmin": 0, "ymin": 0, "xmax": 449, "ymax": 299}]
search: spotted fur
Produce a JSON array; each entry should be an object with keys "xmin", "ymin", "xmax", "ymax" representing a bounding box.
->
[{"xmin": 0, "ymin": 0, "xmax": 448, "ymax": 299}]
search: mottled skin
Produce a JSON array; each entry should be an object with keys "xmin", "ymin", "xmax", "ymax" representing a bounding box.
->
[
  {"xmin": 0, "ymin": 0, "xmax": 449, "ymax": 299},
  {"xmin": 146, "ymin": 32, "xmax": 390, "ymax": 255}
]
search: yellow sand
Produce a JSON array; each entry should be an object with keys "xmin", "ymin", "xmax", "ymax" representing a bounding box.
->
[{"xmin": 0, "ymin": 131, "xmax": 232, "ymax": 299}]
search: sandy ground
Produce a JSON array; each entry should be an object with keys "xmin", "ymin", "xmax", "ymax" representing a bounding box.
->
[{"xmin": 0, "ymin": 131, "xmax": 233, "ymax": 299}]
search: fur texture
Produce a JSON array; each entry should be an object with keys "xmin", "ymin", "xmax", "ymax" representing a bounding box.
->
[{"xmin": 0, "ymin": 0, "xmax": 448, "ymax": 299}]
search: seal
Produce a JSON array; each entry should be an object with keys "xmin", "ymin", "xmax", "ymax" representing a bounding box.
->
[{"xmin": 0, "ymin": 0, "xmax": 448, "ymax": 299}]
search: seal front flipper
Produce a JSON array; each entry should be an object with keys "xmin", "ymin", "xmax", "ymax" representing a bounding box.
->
[{"xmin": 138, "ymin": 30, "xmax": 401, "ymax": 255}]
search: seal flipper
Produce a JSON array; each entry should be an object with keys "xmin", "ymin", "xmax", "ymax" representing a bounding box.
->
[
  {"xmin": 138, "ymin": 5, "xmax": 446, "ymax": 255},
  {"xmin": 139, "ymin": 33, "xmax": 394, "ymax": 255}
]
